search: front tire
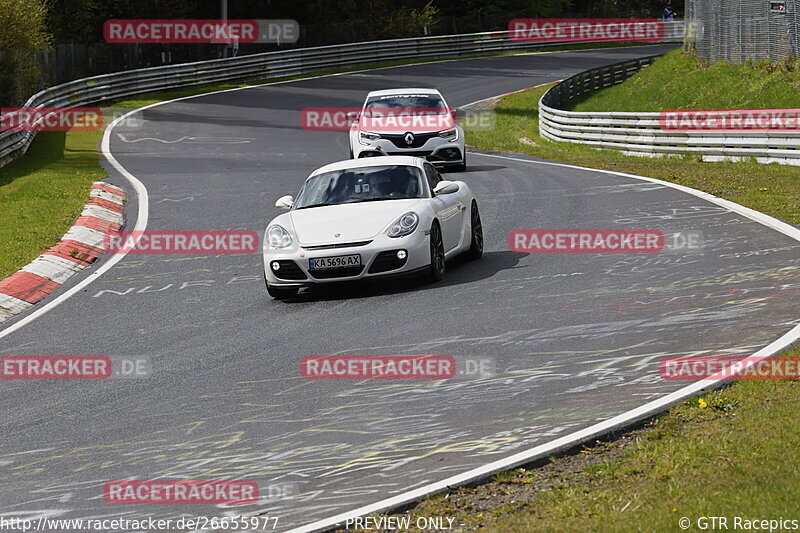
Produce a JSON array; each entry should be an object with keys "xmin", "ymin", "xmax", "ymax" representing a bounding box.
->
[
  {"xmin": 452, "ymin": 152, "xmax": 467, "ymax": 172},
  {"xmin": 427, "ymin": 221, "xmax": 446, "ymax": 282},
  {"xmin": 467, "ymin": 200, "xmax": 483, "ymax": 260}
]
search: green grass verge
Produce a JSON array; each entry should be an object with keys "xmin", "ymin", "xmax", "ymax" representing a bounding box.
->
[
  {"xmin": 465, "ymin": 83, "xmax": 800, "ymax": 225},
  {"xmin": 572, "ymin": 48, "xmax": 800, "ymax": 111},
  {"xmin": 0, "ymin": 42, "xmax": 656, "ymax": 282},
  {"xmin": 0, "ymin": 130, "xmax": 105, "ymax": 279}
]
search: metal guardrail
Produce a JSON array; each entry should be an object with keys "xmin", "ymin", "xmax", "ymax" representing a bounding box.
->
[
  {"xmin": 0, "ymin": 22, "xmax": 684, "ymax": 169},
  {"xmin": 539, "ymin": 49, "xmax": 800, "ymax": 165}
]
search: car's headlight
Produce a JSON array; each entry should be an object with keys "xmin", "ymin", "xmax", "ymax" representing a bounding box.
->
[
  {"xmin": 267, "ymin": 225, "xmax": 293, "ymax": 248},
  {"xmin": 359, "ymin": 131, "xmax": 381, "ymax": 144},
  {"xmin": 387, "ymin": 212, "xmax": 419, "ymax": 238},
  {"xmin": 438, "ymin": 128, "xmax": 458, "ymax": 141}
]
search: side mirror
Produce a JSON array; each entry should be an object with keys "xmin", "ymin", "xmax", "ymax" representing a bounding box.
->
[
  {"xmin": 434, "ymin": 181, "xmax": 460, "ymax": 195},
  {"xmin": 275, "ymin": 195, "xmax": 294, "ymax": 209},
  {"xmin": 346, "ymin": 111, "xmax": 360, "ymax": 122}
]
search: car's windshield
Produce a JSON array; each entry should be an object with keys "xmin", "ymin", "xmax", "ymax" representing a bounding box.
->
[
  {"xmin": 294, "ymin": 165, "xmax": 425, "ymax": 209},
  {"xmin": 364, "ymin": 94, "xmax": 447, "ymax": 115}
]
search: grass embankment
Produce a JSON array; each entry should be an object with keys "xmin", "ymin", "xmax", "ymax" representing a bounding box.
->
[
  {"xmin": 0, "ymin": 43, "xmax": 650, "ymax": 281},
  {"xmin": 345, "ymin": 49, "xmax": 800, "ymax": 532},
  {"xmin": 0, "ymin": 130, "xmax": 104, "ymax": 279},
  {"xmin": 465, "ymin": 50, "xmax": 800, "ymax": 225},
  {"xmin": 572, "ymin": 48, "xmax": 800, "ymax": 111}
]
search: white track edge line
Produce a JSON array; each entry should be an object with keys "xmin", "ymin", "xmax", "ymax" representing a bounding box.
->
[
  {"xmin": 286, "ymin": 122, "xmax": 800, "ymax": 533},
  {"xmin": 287, "ymin": 326, "xmax": 800, "ymax": 533},
  {"xmin": 472, "ymin": 151, "xmax": 800, "ymax": 241}
]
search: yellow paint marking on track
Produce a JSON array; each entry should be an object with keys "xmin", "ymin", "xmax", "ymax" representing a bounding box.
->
[
  {"xmin": 238, "ymin": 376, "xmax": 305, "ymax": 384},
  {"xmin": 299, "ymin": 428, "xmax": 372, "ymax": 435},
  {"xmin": 273, "ymin": 381, "xmax": 312, "ymax": 396},
  {"xmin": 328, "ymin": 335, "xmax": 506, "ymax": 355}
]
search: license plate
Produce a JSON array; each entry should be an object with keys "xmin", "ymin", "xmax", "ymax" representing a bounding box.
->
[{"xmin": 308, "ymin": 254, "xmax": 361, "ymax": 270}]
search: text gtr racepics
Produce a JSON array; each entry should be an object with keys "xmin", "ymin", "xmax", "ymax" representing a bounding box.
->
[{"xmin": 263, "ymin": 156, "xmax": 482, "ymax": 299}]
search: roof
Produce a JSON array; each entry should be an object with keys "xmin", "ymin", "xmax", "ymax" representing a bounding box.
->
[
  {"xmin": 309, "ymin": 156, "xmax": 425, "ymax": 176},
  {"xmin": 366, "ymin": 88, "xmax": 442, "ymax": 97}
]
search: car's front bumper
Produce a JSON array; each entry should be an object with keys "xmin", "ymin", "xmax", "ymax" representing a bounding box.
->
[
  {"xmin": 263, "ymin": 230, "xmax": 431, "ymax": 287},
  {"xmin": 354, "ymin": 137, "xmax": 464, "ymax": 166}
]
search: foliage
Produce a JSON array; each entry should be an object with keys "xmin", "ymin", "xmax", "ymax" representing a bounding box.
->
[
  {"xmin": 41, "ymin": 0, "xmax": 688, "ymax": 46},
  {"xmin": 0, "ymin": 0, "xmax": 51, "ymax": 106}
]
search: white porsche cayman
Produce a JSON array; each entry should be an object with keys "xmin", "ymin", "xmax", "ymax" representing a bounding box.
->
[{"xmin": 263, "ymin": 156, "xmax": 482, "ymax": 299}]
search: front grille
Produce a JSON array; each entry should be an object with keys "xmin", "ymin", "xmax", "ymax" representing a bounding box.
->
[
  {"xmin": 368, "ymin": 250, "xmax": 408, "ymax": 274},
  {"xmin": 382, "ymin": 131, "xmax": 439, "ymax": 149},
  {"xmin": 309, "ymin": 265, "xmax": 365, "ymax": 279},
  {"xmin": 269, "ymin": 260, "xmax": 307, "ymax": 280},
  {"xmin": 303, "ymin": 240, "xmax": 372, "ymax": 250},
  {"xmin": 385, "ymin": 150, "xmax": 433, "ymax": 157}
]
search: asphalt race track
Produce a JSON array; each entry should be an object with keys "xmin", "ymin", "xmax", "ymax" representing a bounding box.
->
[{"xmin": 2, "ymin": 44, "xmax": 800, "ymax": 531}]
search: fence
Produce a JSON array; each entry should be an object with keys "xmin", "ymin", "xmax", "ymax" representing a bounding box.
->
[
  {"xmin": 0, "ymin": 22, "xmax": 684, "ymax": 169},
  {"xmin": 7, "ymin": 12, "xmax": 674, "ymax": 96},
  {"xmin": 685, "ymin": 0, "xmax": 800, "ymax": 61},
  {"xmin": 539, "ymin": 54, "xmax": 800, "ymax": 165}
]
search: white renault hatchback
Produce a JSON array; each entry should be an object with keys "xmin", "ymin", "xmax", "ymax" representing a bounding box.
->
[
  {"xmin": 263, "ymin": 156, "xmax": 482, "ymax": 299},
  {"xmin": 348, "ymin": 88, "xmax": 467, "ymax": 171}
]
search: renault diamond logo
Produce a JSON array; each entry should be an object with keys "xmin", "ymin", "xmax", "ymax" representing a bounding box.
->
[{"xmin": 404, "ymin": 132, "xmax": 415, "ymax": 145}]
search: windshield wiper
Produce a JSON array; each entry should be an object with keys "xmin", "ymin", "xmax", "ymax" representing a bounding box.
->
[
  {"xmin": 349, "ymin": 197, "xmax": 407, "ymax": 203},
  {"xmin": 295, "ymin": 202, "xmax": 339, "ymax": 210}
]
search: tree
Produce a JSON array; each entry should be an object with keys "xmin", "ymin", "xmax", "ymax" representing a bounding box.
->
[
  {"xmin": 0, "ymin": 0, "xmax": 52, "ymax": 106},
  {"xmin": 569, "ymin": 0, "xmax": 684, "ymax": 18}
]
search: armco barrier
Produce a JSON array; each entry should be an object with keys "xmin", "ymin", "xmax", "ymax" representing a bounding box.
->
[
  {"xmin": 539, "ymin": 51, "xmax": 800, "ymax": 165},
  {"xmin": 0, "ymin": 21, "xmax": 684, "ymax": 168}
]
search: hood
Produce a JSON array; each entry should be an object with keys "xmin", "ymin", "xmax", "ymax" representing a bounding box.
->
[{"xmin": 290, "ymin": 199, "xmax": 423, "ymax": 246}]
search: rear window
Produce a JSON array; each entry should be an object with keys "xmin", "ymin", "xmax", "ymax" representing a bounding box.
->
[{"xmin": 365, "ymin": 94, "xmax": 447, "ymax": 113}]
